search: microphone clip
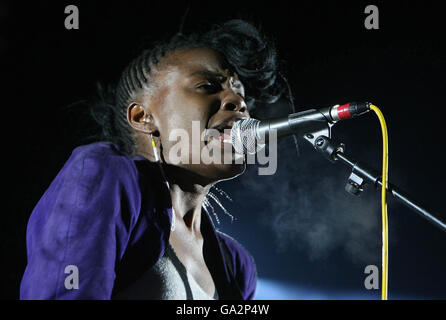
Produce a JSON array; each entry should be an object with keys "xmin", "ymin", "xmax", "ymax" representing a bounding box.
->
[
  {"xmin": 311, "ymin": 135, "xmax": 370, "ymax": 197},
  {"xmin": 310, "ymin": 135, "xmax": 345, "ymax": 163}
]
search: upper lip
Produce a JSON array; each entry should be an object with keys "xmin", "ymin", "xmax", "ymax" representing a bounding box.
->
[{"xmin": 209, "ymin": 116, "xmax": 249, "ymax": 132}]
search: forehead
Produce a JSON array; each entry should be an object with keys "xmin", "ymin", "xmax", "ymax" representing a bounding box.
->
[{"xmin": 160, "ymin": 47, "xmax": 235, "ymax": 80}]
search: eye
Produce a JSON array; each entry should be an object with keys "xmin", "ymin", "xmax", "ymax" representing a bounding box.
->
[{"xmin": 197, "ymin": 81, "xmax": 221, "ymax": 94}]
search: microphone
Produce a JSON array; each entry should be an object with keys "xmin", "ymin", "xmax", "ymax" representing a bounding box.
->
[{"xmin": 231, "ymin": 102, "xmax": 371, "ymax": 154}]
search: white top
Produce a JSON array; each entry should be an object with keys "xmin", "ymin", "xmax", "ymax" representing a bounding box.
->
[{"xmin": 114, "ymin": 243, "xmax": 218, "ymax": 300}]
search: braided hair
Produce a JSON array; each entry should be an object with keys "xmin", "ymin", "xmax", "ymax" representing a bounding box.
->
[{"xmin": 90, "ymin": 19, "xmax": 286, "ymax": 156}]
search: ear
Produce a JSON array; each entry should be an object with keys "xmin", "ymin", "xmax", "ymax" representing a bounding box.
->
[{"xmin": 127, "ymin": 103, "xmax": 158, "ymax": 135}]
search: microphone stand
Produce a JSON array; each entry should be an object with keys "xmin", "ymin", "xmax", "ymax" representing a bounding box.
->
[{"xmin": 309, "ymin": 134, "xmax": 446, "ymax": 232}]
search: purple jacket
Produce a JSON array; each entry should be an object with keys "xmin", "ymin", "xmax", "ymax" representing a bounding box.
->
[{"xmin": 20, "ymin": 141, "xmax": 256, "ymax": 300}]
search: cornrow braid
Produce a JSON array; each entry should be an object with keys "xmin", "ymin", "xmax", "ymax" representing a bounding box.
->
[{"xmin": 89, "ymin": 19, "xmax": 285, "ymax": 156}]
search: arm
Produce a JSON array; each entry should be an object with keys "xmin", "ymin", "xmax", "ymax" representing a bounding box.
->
[
  {"xmin": 20, "ymin": 144, "xmax": 140, "ymax": 299},
  {"xmin": 217, "ymin": 232, "xmax": 258, "ymax": 300}
]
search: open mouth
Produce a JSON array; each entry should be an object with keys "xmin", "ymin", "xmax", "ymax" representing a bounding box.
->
[
  {"xmin": 202, "ymin": 118, "xmax": 247, "ymax": 162},
  {"xmin": 205, "ymin": 120, "xmax": 236, "ymax": 144},
  {"xmin": 212, "ymin": 122, "xmax": 234, "ymax": 142},
  {"xmin": 204, "ymin": 117, "xmax": 249, "ymax": 155}
]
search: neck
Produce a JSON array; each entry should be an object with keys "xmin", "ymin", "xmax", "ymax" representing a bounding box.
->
[{"xmin": 163, "ymin": 165, "xmax": 214, "ymax": 236}]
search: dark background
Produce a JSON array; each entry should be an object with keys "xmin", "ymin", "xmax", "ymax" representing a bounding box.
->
[{"xmin": 1, "ymin": 0, "xmax": 445, "ymax": 299}]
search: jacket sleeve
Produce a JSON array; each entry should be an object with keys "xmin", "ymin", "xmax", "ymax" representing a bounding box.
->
[
  {"xmin": 20, "ymin": 145, "xmax": 140, "ymax": 299},
  {"xmin": 217, "ymin": 232, "xmax": 258, "ymax": 300}
]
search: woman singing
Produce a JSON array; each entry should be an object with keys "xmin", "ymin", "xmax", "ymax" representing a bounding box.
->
[{"xmin": 20, "ymin": 19, "xmax": 285, "ymax": 300}]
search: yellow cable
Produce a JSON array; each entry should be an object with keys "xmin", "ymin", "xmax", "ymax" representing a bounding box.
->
[{"xmin": 370, "ymin": 104, "xmax": 389, "ymax": 300}]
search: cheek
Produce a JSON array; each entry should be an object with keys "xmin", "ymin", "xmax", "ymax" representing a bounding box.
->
[
  {"xmin": 157, "ymin": 103, "xmax": 211, "ymax": 156},
  {"xmin": 160, "ymin": 91, "xmax": 212, "ymax": 137}
]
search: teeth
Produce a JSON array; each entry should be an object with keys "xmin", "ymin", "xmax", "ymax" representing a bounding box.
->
[{"xmin": 211, "ymin": 120, "xmax": 236, "ymax": 132}]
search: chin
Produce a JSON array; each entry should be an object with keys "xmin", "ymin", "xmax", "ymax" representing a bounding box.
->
[
  {"xmin": 212, "ymin": 162, "xmax": 246, "ymax": 181},
  {"xmin": 198, "ymin": 140, "xmax": 247, "ymax": 181}
]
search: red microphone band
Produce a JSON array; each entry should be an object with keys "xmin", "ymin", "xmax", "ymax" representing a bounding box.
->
[
  {"xmin": 337, "ymin": 103, "xmax": 352, "ymax": 120},
  {"xmin": 330, "ymin": 102, "xmax": 371, "ymax": 122}
]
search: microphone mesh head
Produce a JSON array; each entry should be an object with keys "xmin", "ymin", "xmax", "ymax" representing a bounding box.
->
[{"xmin": 231, "ymin": 118, "xmax": 262, "ymax": 155}]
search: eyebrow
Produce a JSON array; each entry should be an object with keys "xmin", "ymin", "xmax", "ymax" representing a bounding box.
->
[
  {"xmin": 188, "ymin": 70, "xmax": 228, "ymax": 81},
  {"xmin": 188, "ymin": 70, "xmax": 245, "ymax": 90}
]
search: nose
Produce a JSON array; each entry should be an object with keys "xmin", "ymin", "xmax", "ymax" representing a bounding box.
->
[{"xmin": 221, "ymin": 94, "xmax": 248, "ymax": 114}]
